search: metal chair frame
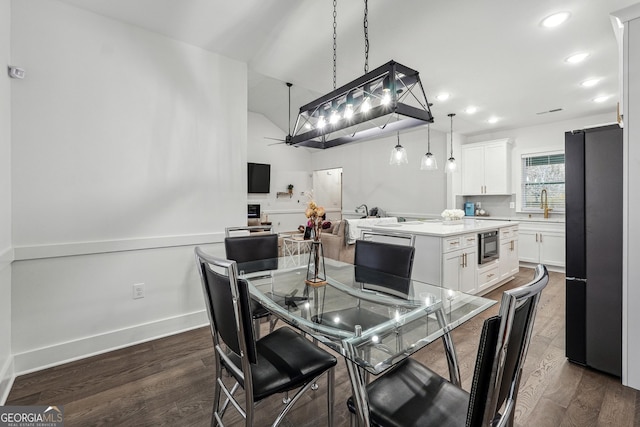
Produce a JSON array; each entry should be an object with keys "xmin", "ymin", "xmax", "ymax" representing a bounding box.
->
[{"xmin": 195, "ymin": 248, "xmax": 335, "ymax": 427}]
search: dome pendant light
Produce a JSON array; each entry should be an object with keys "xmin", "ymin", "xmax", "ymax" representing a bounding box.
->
[
  {"xmin": 446, "ymin": 113, "xmax": 457, "ymax": 173},
  {"xmin": 420, "ymin": 124, "xmax": 438, "ymax": 170},
  {"xmin": 390, "ymin": 132, "xmax": 408, "ymax": 165}
]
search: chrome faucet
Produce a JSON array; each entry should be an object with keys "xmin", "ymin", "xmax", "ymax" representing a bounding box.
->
[
  {"xmin": 540, "ymin": 189, "xmax": 552, "ymax": 218},
  {"xmin": 355, "ymin": 204, "xmax": 369, "ymax": 217}
]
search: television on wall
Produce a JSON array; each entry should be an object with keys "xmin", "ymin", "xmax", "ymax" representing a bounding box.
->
[{"xmin": 248, "ymin": 162, "xmax": 271, "ymax": 193}]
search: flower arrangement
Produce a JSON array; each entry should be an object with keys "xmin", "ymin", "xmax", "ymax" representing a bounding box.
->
[
  {"xmin": 305, "ymin": 198, "xmax": 326, "ymax": 241},
  {"xmin": 441, "ymin": 209, "xmax": 465, "ymax": 221}
]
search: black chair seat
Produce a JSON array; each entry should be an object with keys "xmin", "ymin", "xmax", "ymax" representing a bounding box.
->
[
  {"xmin": 250, "ymin": 298, "xmax": 270, "ymax": 319},
  {"xmin": 227, "ymin": 327, "xmax": 337, "ymax": 401},
  {"xmin": 347, "ymin": 358, "xmax": 469, "ymax": 427},
  {"xmin": 312, "ymin": 306, "xmax": 388, "ymax": 332}
]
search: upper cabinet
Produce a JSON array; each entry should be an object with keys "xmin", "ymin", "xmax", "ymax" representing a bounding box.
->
[{"xmin": 461, "ymin": 139, "xmax": 512, "ymax": 195}]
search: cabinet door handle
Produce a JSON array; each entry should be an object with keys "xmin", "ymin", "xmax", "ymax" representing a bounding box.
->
[
  {"xmin": 464, "ymin": 253, "xmax": 467, "ymax": 267},
  {"xmin": 460, "ymin": 253, "xmax": 465, "ymax": 267},
  {"xmin": 535, "ymin": 233, "xmax": 538, "ymax": 242},
  {"xmin": 487, "ymin": 273, "xmax": 495, "ymax": 278},
  {"xmin": 540, "ymin": 233, "xmax": 543, "ymax": 243},
  {"xmin": 510, "ymin": 240, "xmax": 514, "ymax": 251}
]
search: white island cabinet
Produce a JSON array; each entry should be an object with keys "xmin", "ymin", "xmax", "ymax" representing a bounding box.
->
[{"xmin": 360, "ymin": 219, "xmax": 518, "ymax": 295}]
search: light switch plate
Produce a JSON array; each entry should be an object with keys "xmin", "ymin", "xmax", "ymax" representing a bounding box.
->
[{"xmin": 509, "ymin": 202, "xmax": 515, "ymax": 209}]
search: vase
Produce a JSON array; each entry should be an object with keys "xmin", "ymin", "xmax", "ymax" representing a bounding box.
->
[
  {"xmin": 443, "ymin": 218, "xmax": 464, "ymax": 225},
  {"xmin": 305, "ymin": 241, "xmax": 327, "ymax": 287}
]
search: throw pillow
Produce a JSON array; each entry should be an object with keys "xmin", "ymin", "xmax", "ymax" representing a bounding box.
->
[{"xmin": 332, "ymin": 221, "xmax": 341, "ymax": 235}]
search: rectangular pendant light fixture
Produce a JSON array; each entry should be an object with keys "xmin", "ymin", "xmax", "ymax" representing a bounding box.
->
[{"xmin": 290, "ymin": 60, "xmax": 434, "ymax": 149}]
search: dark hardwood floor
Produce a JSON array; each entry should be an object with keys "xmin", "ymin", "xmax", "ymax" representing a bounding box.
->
[{"xmin": 7, "ymin": 268, "xmax": 640, "ymax": 426}]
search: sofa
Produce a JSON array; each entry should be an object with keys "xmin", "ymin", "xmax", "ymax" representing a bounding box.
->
[{"xmin": 320, "ymin": 220, "xmax": 354, "ymax": 264}]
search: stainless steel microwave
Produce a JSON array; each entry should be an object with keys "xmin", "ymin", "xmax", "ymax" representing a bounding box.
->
[{"xmin": 478, "ymin": 230, "xmax": 499, "ymax": 264}]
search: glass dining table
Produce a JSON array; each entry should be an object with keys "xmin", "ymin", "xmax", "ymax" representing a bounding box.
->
[{"xmin": 237, "ymin": 257, "xmax": 496, "ymax": 425}]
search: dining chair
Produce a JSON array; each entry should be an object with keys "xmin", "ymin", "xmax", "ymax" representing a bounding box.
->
[
  {"xmin": 195, "ymin": 247, "xmax": 337, "ymax": 427},
  {"xmin": 224, "ymin": 232, "xmax": 279, "ymax": 338},
  {"xmin": 347, "ymin": 264, "xmax": 550, "ymax": 427},
  {"xmin": 313, "ymin": 239, "xmax": 415, "ymax": 331}
]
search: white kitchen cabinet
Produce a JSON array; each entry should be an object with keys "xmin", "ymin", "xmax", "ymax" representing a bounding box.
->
[
  {"xmin": 499, "ymin": 226, "xmax": 519, "ymax": 280},
  {"xmin": 461, "ymin": 139, "xmax": 512, "ymax": 195},
  {"xmin": 518, "ymin": 222, "xmax": 565, "ymax": 268},
  {"xmin": 442, "ymin": 233, "xmax": 477, "ymax": 293}
]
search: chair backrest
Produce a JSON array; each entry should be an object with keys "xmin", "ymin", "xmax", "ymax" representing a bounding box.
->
[
  {"xmin": 224, "ymin": 234, "xmax": 278, "ymax": 274},
  {"xmin": 466, "ymin": 264, "xmax": 549, "ymax": 427},
  {"xmin": 194, "ymin": 248, "xmax": 258, "ymax": 371},
  {"xmin": 354, "ymin": 240, "xmax": 415, "ymax": 297}
]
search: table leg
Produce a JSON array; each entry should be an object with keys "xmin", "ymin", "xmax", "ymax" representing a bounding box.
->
[
  {"xmin": 343, "ymin": 340, "xmax": 371, "ymax": 426},
  {"xmin": 435, "ymin": 307, "xmax": 461, "ymax": 386}
]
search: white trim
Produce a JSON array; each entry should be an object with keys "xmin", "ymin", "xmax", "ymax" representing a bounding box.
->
[
  {"xmin": 257, "ymin": 208, "xmax": 305, "ymax": 215},
  {"xmin": 13, "ymin": 310, "xmax": 209, "ymax": 375},
  {"xmin": 612, "ymin": 4, "xmax": 640, "ymax": 24},
  {"xmin": 0, "ymin": 355, "xmax": 15, "ymax": 405},
  {"xmin": 13, "ymin": 232, "xmax": 225, "ymax": 261},
  {"xmin": 0, "ymin": 247, "xmax": 14, "ymax": 271}
]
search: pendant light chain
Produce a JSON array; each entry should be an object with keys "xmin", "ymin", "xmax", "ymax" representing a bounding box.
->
[
  {"xmin": 333, "ymin": 0, "xmax": 337, "ymax": 89},
  {"xmin": 363, "ymin": 0, "xmax": 369, "ymax": 73},
  {"xmin": 427, "ymin": 124, "xmax": 431, "ymax": 152}
]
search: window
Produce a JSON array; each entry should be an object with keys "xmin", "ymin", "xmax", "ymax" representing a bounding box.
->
[{"xmin": 521, "ymin": 152, "xmax": 565, "ymax": 212}]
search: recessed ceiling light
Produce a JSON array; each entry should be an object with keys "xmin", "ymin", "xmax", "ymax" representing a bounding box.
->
[
  {"xmin": 581, "ymin": 78, "xmax": 600, "ymax": 87},
  {"xmin": 565, "ymin": 52, "xmax": 590, "ymax": 64},
  {"xmin": 435, "ymin": 92, "xmax": 450, "ymax": 101},
  {"xmin": 465, "ymin": 106, "xmax": 477, "ymax": 114},
  {"xmin": 487, "ymin": 117, "xmax": 499, "ymax": 124},
  {"xmin": 541, "ymin": 12, "xmax": 571, "ymax": 28},
  {"xmin": 593, "ymin": 95, "xmax": 609, "ymax": 103}
]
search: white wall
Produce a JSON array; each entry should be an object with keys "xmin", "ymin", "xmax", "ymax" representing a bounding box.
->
[
  {"xmin": 0, "ymin": 0, "xmax": 13, "ymax": 404},
  {"xmin": 10, "ymin": 0, "xmax": 247, "ymax": 373},
  {"xmin": 618, "ymin": 5, "xmax": 640, "ymax": 390},
  {"xmin": 246, "ymin": 111, "xmax": 313, "ymax": 232},
  {"xmin": 311, "ymin": 127, "xmax": 448, "ymax": 218},
  {"xmin": 466, "ymin": 112, "xmax": 615, "ymax": 195}
]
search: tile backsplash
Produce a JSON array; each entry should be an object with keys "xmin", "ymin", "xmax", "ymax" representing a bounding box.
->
[{"xmin": 457, "ymin": 194, "xmax": 516, "ymax": 217}]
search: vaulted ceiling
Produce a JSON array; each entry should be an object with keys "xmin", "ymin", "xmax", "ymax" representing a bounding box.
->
[{"xmin": 60, "ymin": 0, "xmax": 638, "ymax": 137}]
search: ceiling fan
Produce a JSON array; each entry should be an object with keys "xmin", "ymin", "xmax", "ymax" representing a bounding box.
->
[{"xmin": 264, "ymin": 82, "xmax": 294, "ymax": 146}]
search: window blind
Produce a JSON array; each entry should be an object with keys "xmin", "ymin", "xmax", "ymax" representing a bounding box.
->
[{"xmin": 521, "ymin": 153, "xmax": 565, "ymax": 211}]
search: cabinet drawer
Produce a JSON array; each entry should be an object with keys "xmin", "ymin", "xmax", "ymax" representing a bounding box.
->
[
  {"xmin": 478, "ymin": 265, "xmax": 500, "ymax": 291},
  {"xmin": 500, "ymin": 226, "xmax": 518, "ymax": 239},
  {"xmin": 462, "ymin": 233, "xmax": 477, "ymax": 249},
  {"xmin": 443, "ymin": 236, "xmax": 462, "ymax": 253}
]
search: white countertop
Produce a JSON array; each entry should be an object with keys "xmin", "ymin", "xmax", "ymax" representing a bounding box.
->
[
  {"xmin": 361, "ymin": 219, "xmax": 517, "ymax": 237},
  {"xmin": 468, "ymin": 215, "xmax": 565, "ymax": 224}
]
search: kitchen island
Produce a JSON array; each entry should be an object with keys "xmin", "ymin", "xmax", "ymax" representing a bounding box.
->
[{"xmin": 359, "ymin": 219, "xmax": 519, "ymax": 295}]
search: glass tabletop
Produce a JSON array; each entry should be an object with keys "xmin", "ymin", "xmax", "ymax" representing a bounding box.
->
[{"xmin": 238, "ymin": 257, "xmax": 496, "ymax": 375}]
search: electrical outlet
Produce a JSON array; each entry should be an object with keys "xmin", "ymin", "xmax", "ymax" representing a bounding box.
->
[
  {"xmin": 509, "ymin": 202, "xmax": 515, "ymax": 209},
  {"xmin": 476, "ymin": 202, "xmax": 481, "ymax": 208},
  {"xmin": 132, "ymin": 283, "xmax": 145, "ymax": 299}
]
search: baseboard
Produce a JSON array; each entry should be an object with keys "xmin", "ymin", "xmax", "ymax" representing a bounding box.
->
[
  {"xmin": 0, "ymin": 355, "xmax": 15, "ymax": 405},
  {"xmin": 13, "ymin": 310, "xmax": 209, "ymax": 376},
  {"xmin": 519, "ymin": 261, "xmax": 565, "ymax": 273}
]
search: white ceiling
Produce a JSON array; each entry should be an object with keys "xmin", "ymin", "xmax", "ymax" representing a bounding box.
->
[{"xmin": 59, "ymin": 0, "xmax": 637, "ymax": 137}]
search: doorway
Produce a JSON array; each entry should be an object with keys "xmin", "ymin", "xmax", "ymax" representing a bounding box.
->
[{"xmin": 312, "ymin": 168, "xmax": 343, "ymax": 220}]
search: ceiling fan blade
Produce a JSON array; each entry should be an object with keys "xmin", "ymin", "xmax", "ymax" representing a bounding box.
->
[
  {"xmin": 268, "ymin": 141, "xmax": 286, "ymax": 146},
  {"xmin": 264, "ymin": 136, "xmax": 285, "ymax": 142}
]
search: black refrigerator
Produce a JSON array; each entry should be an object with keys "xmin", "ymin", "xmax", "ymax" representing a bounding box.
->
[{"xmin": 565, "ymin": 124, "xmax": 622, "ymax": 377}]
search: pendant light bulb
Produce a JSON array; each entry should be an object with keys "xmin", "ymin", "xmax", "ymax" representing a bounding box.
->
[
  {"xmin": 446, "ymin": 113, "xmax": 457, "ymax": 174},
  {"xmin": 390, "ymin": 132, "xmax": 408, "ymax": 165},
  {"xmin": 420, "ymin": 124, "xmax": 438, "ymax": 170}
]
